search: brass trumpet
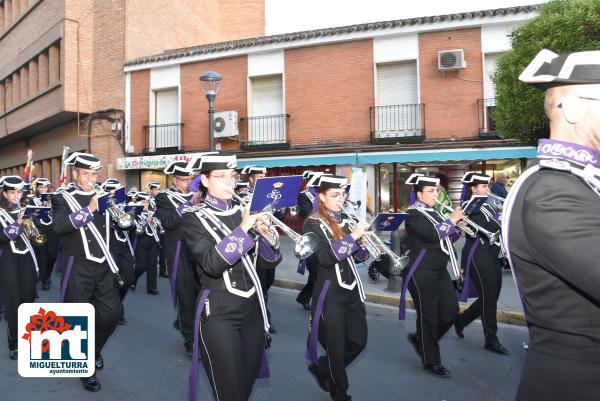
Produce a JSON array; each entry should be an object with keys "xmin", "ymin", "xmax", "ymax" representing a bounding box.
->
[
  {"xmin": 226, "ymin": 188, "xmax": 317, "ymax": 259},
  {"xmin": 22, "ymin": 218, "xmax": 47, "ymax": 246},
  {"xmin": 435, "ymin": 201, "xmax": 500, "ymax": 245},
  {"xmin": 342, "ymin": 201, "xmax": 409, "ymax": 271}
]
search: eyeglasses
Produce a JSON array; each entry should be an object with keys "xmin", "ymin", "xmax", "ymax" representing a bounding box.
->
[
  {"xmin": 209, "ymin": 173, "xmax": 238, "ymax": 182},
  {"xmin": 557, "ymin": 96, "xmax": 600, "ymax": 109},
  {"xmin": 326, "ymin": 192, "xmax": 348, "ymax": 201}
]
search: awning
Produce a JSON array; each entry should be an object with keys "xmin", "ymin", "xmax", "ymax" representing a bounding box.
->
[{"xmin": 237, "ymin": 146, "xmax": 537, "ymax": 168}]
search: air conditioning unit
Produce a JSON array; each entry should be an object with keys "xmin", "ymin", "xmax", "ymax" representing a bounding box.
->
[
  {"xmin": 213, "ymin": 111, "xmax": 239, "ymax": 138},
  {"xmin": 438, "ymin": 49, "xmax": 467, "ymax": 71}
]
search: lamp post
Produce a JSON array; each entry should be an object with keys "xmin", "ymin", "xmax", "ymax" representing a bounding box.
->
[{"xmin": 199, "ymin": 71, "xmax": 223, "ymax": 152}]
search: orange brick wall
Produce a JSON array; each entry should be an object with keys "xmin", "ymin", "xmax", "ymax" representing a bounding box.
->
[
  {"xmin": 179, "ymin": 55, "xmax": 248, "ymax": 151},
  {"xmin": 129, "ymin": 69, "xmax": 150, "ymax": 154},
  {"xmin": 285, "ymin": 40, "xmax": 374, "ymax": 146},
  {"xmin": 419, "ymin": 28, "xmax": 483, "ymax": 139},
  {"xmin": 219, "ymin": 0, "xmax": 265, "ymax": 42}
]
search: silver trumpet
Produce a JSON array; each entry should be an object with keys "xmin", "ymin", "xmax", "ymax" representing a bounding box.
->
[
  {"xmin": 226, "ymin": 188, "xmax": 318, "ymax": 259},
  {"xmin": 96, "ymin": 189, "xmax": 134, "ymax": 229},
  {"xmin": 487, "ymin": 192, "xmax": 505, "ymax": 210},
  {"xmin": 136, "ymin": 212, "xmax": 164, "ymax": 235},
  {"xmin": 435, "ymin": 200, "xmax": 500, "ymax": 245},
  {"xmin": 342, "ymin": 201, "xmax": 409, "ymax": 271}
]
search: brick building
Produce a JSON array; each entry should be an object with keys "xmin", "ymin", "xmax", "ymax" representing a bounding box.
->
[
  {"xmin": 121, "ymin": 4, "xmax": 539, "ymax": 213},
  {"xmin": 0, "ymin": 0, "xmax": 265, "ymax": 184}
]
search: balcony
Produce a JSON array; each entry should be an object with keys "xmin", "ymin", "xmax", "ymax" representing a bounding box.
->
[
  {"xmin": 478, "ymin": 98, "xmax": 499, "ymax": 139},
  {"xmin": 143, "ymin": 123, "xmax": 183, "ymax": 153},
  {"xmin": 239, "ymin": 114, "xmax": 290, "ymax": 151},
  {"xmin": 370, "ymin": 103, "xmax": 425, "ymax": 144}
]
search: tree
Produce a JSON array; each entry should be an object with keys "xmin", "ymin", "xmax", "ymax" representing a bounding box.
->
[{"xmin": 494, "ymin": 0, "xmax": 600, "ymax": 143}]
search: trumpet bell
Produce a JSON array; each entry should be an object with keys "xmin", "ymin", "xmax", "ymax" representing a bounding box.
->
[
  {"xmin": 117, "ymin": 212, "xmax": 134, "ymax": 229},
  {"xmin": 391, "ymin": 254, "xmax": 409, "ymax": 273},
  {"xmin": 294, "ymin": 232, "xmax": 318, "ymax": 259},
  {"xmin": 32, "ymin": 234, "xmax": 47, "ymax": 247}
]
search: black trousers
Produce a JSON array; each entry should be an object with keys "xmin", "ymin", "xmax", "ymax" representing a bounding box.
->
[
  {"xmin": 296, "ymin": 259, "xmax": 316, "ymax": 305},
  {"xmin": 113, "ymin": 244, "xmax": 135, "ymax": 301},
  {"xmin": 0, "ymin": 250, "xmax": 37, "ymax": 351},
  {"xmin": 313, "ymin": 286, "xmax": 367, "ymax": 401},
  {"xmin": 158, "ymin": 234, "xmax": 167, "ymax": 275},
  {"xmin": 406, "ymin": 266, "xmax": 459, "ymax": 366},
  {"xmin": 198, "ymin": 290, "xmax": 265, "ymax": 401},
  {"xmin": 34, "ymin": 231, "xmax": 58, "ymax": 285},
  {"xmin": 457, "ymin": 245, "xmax": 502, "ymax": 343},
  {"xmin": 165, "ymin": 240, "xmax": 198, "ymax": 346},
  {"xmin": 134, "ymin": 235, "xmax": 159, "ymax": 292},
  {"xmin": 256, "ymin": 267, "xmax": 275, "ymax": 324},
  {"xmin": 517, "ymin": 348, "xmax": 600, "ymax": 401},
  {"xmin": 62, "ymin": 256, "xmax": 121, "ymax": 356}
]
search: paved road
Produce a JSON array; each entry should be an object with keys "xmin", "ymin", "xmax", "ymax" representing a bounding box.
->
[{"xmin": 0, "ymin": 278, "xmax": 528, "ymax": 401}]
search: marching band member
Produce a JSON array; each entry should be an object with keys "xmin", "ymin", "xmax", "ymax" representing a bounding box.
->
[
  {"xmin": 132, "ymin": 192, "xmax": 160, "ymax": 295},
  {"xmin": 302, "ymin": 174, "xmax": 369, "ymax": 401},
  {"xmin": 0, "ymin": 176, "xmax": 38, "ymax": 360},
  {"xmin": 295, "ymin": 171, "xmax": 325, "ymax": 310},
  {"xmin": 101, "ymin": 178, "xmax": 135, "ymax": 327},
  {"xmin": 182, "ymin": 153, "xmax": 281, "ymax": 401},
  {"xmin": 147, "ymin": 181, "xmax": 168, "ymax": 278},
  {"xmin": 30, "ymin": 177, "xmax": 58, "ymax": 290},
  {"xmin": 240, "ymin": 165, "xmax": 279, "ymax": 333},
  {"xmin": 52, "ymin": 153, "xmax": 121, "ymax": 392},
  {"xmin": 155, "ymin": 161, "xmax": 197, "ymax": 358},
  {"xmin": 401, "ymin": 174, "xmax": 462, "ymax": 378},
  {"xmin": 505, "ymin": 49, "xmax": 600, "ymax": 401},
  {"xmin": 454, "ymin": 172, "xmax": 509, "ymax": 355}
]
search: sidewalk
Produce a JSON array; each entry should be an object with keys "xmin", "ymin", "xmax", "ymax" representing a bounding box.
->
[{"xmin": 272, "ymin": 236, "xmax": 525, "ymax": 325}]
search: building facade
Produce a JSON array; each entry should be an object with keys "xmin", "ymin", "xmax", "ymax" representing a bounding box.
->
[
  {"xmin": 122, "ymin": 4, "xmax": 539, "ymax": 212},
  {"xmin": 0, "ymin": 0, "xmax": 265, "ymax": 184}
]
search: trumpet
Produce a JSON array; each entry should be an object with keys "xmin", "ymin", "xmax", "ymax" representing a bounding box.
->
[
  {"xmin": 95, "ymin": 188, "xmax": 134, "ymax": 229},
  {"xmin": 341, "ymin": 201, "xmax": 409, "ymax": 271},
  {"xmin": 137, "ymin": 213, "xmax": 165, "ymax": 235},
  {"xmin": 225, "ymin": 188, "xmax": 317, "ymax": 259},
  {"xmin": 16, "ymin": 208, "xmax": 47, "ymax": 246},
  {"xmin": 435, "ymin": 201, "xmax": 500, "ymax": 245}
]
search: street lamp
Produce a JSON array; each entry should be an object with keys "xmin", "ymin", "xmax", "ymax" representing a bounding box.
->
[{"xmin": 199, "ymin": 71, "xmax": 223, "ymax": 152}]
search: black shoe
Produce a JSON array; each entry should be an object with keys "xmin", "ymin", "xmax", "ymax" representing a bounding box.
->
[
  {"xmin": 185, "ymin": 341, "xmax": 194, "ymax": 359},
  {"xmin": 147, "ymin": 289, "xmax": 159, "ymax": 295},
  {"xmin": 454, "ymin": 319, "xmax": 464, "ymax": 338},
  {"xmin": 268, "ymin": 326, "xmax": 278, "ymax": 334},
  {"xmin": 117, "ymin": 316, "xmax": 127, "ymax": 326},
  {"xmin": 308, "ymin": 363, "xmax": 330, "ymax": 392},
  {"xmin": 81, "ymin": 375, "xmax": 101, "ymax": 392},
  {"xmin": 485, "ymin": 342, "xmax": 510, "ymax": 355},
  {"xmin": 173, "ymin": 319, "xmax": 180, "ymax": 332},
  {"xmin": 406, "ymin": 333, "xmax": 422, "ymax": 361},
  {"xmin": 9, "ymin": 350, "xmax": 17, "ymax": 360},
  {"xmin": 95, "ymin": 355, "xmax": 104, "ymax": 370},
  {"xmin": 42, "ymin": 283, "xmax": 51, "ymax": 291},
  {"xmin": 424, "ymin": 364, "xmax": 451, "ymax": 378},
  {"xmin": 130, "ymin": 284, "xmax": 136, "ymax": 291}
]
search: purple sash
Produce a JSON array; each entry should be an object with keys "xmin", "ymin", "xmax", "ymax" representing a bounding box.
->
[
  {"xmin": 188, "ymin": 289, "xmax": 211, "ymax": 401},
  {"xmin": 458, "ymin": 240, "xmax": 480, "ymax": 302},
  {"xmin": 169, "ymin": 241, "xmax": 182, "ymax": 306},
  {"xmin": 297, "ymin": 258, "xmax": 307, "ymax": 275},
  {"xmin": 306, "ymin": 280, "xmax": 331, "ymax": 364},
  {"xmin": 59, "ymin": 256, "xmax": 75, "ymax": 302},
  {"xmin": 399, "ymin": 249, "xmax": 426, "ymax": 320}
]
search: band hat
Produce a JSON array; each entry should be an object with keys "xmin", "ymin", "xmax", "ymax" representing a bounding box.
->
[
  {"xmin": 235, "ymin": 181, "xmax": 250, "ymax": 189},
  {"xmin": 164, "ymin": 160, "xmax": 192, "ymax": 176},
  {"xmin": 460, "ymin": 171, "xmax": 491, "ymax": 185},
  {"xmin": 100, "ymin": 178, "xmax": 121, "ymax": 191},
  {"xmin": 315, "ymin": 174, "xmax": 348, "ymax": 189},
  {"xmin": 240, "ymin": 165, "xmax": 267, "ymax": 175},
  {"xmin": 64, "ymin": 152, "xmax": 102, "ymax": 170},
  {"xmin": 306, "ymin": 172, "xmax": 327, "ymax": 188},
  {"xmin": 197, "ymin": 153, "xmax": 237, "ymax": 174},
  {"xmin": 186, "ymin": 152, "xmax": 219, "ymax": 172},
  {"xmin": 519, "ymin": 49, "xmax": 600, "ymax": 90},
  {"xmin": 0, "ymin": 175, "xmax": 25, "ymax": 190},
  {"xmin": 302, "ymin": 170, "xmax": 314, "ymax": 179},
  {"xmin": 405, "ymin": 173, "xmax": 439, "ymax": 187},
  {"xmin": 146, "ymin": 182, "xmax": 161, "ymax": 190},
  {"xmin": 33, "ymin": 178, "xmax": 51, "ymax": 186},
  {"xmin": 127, "ymin": 191, "xmax": 138, "ymax": 199},
  {"xmin": 135, "ymin": 192, "xmax": 151, "ymax": 200}
]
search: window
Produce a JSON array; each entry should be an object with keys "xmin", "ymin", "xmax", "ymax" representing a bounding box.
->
[
  {"xmin": 248, "ymin": 75, "xmax": 284, "ymax": 143},
  {"xmin": 148, "ymin": 88, "xmax": 180, "ymax": 150}
]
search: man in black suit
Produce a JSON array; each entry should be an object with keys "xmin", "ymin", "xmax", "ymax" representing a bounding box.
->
[{"xmin": 504, "ymin": 49, "xmax": 600, "ymax": 401}]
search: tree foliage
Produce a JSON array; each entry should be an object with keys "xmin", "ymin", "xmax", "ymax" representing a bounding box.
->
[{"xmin": 494, "ymin": 0, "xmax": 600, "ymax": 143}]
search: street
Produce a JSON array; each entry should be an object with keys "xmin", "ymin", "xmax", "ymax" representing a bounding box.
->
[{"xmin": 0, "ymin": 277, "xmax": 528, "ymax": 401}]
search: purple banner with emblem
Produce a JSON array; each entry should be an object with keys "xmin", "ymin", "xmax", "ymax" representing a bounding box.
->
[
  {"xmin": 98, "ymin": 186, "xmax": 127, "ymax": 213},
  {"xmin": 124, "ymin": 205, "xmax": 144, "ymax": 216},
  {"xmin": 369, "ymin": 213, "xmax": 408, "ymax": 232},
  {"xmin": 249, "ymin": 175, "xmax": 303, "ymax": 212},
  {"xmin": 462, "ymin": 195, "xmax": 488, "ymax": 215},
  {"xmin": 21, "ymin": 206, "xmax": 51, "ymax": 219}
]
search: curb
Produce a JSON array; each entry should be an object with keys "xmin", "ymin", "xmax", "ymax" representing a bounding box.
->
[{"xmin": 273, "ymin": 278, "xmax": 526, "ymax": 326}]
